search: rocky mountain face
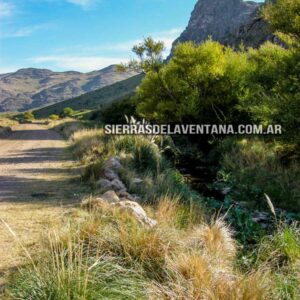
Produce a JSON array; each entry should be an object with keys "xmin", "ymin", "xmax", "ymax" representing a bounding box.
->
[
  {"xmin": 0, "ymin": 66, "xmax": 137, "ymax": 112},
  {"xmin": 171, "ymin": 0, "xmax": 275, "ymax": 52}
]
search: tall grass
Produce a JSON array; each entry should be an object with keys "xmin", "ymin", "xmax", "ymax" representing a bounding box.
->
[
  {"xmin": 6, "ymin": 197, "xmax": 288, "ymax": 299},
  {"xmin": 218, "ymin": 137, "xmax": 300, "ymax": 211}
]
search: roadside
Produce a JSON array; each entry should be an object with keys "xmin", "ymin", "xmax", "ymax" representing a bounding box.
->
[{"xmin": 0, "ymin": 123, "xmax": 85, "ymax": 289}]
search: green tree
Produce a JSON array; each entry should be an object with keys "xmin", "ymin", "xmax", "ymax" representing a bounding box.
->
[
  {"xmin": 61, "ymin": 107, "xmax": 74, "ymax": 118},
  {"xmin": 118, "ymin": 37, "xmax": 165, "ymax": 73},
  {"xmin": 263, "ymin": 0, "xmax": 300, "ymax": 41},
  {"xmin": 136, "ymin": 40, "xmax": 250, "ymax": 124}
]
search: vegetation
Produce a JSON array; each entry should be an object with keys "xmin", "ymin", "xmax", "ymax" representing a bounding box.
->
[
  {"xmin": 23, "ymin": 111, "xmax": 35, "ymax": 121},
  {"xmin": 61, "ymin": 107, "xmax": 75, "ymax": 118},
  {"xmin": 5, "ymin": 126, "xmax": 300, "ymax": 299},
  {"xmin": 33, "ymin": 74, "xmax": 143, "ymax": 119},
  {"xmin": 5, "ymin": 0, "xmax": 300, "ymax": 298},
  {"xmin": 49, "ymin": 114, "xmax": 60, "ymax": 121}
]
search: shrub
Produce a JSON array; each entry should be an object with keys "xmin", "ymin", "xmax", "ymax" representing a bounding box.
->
[
  {"xmin": 217, "ymin": 138, "xmax": 300, "ymax": 211},
  {"xmin": 49, "ymin": 114, "xmax": 59, "ymax": 121},
  {"xmin": 23, "ymin": 111, "xmax": 34, "ymax": 121},
  {"xmin": 61, "ymin": 107, "xmax": 74, "ymax": 118}
]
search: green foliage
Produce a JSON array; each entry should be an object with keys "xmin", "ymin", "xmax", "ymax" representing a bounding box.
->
[
  {"xmin": 136, "ymin": 39, "xmax": 250, "ymax": 123},
  {"xmin": 207, "ymin": 196, "xmax": 265, "ymax": 245},
  {"xmin": 98, "ymin": 97, "xmax": 137, "ymax": 124},
  {"xmin": 118, "ymin": 37, "xmax": 165, "ymax": 73},
  {"xmin": 217, "ymin": 138, "xmax": 300, "ymax": 211},
  {"xmin": 61, "ymin": 107, "xmax": 74, "ymax": 118},
  {"xmin": 238, "ymin": 42, "xmax": 300, "ymax": 144},
  {"xmin": 34, "ymin": 74, "xmax": 143, "ymax": 119},
  {"xmin": 82, "ymin": 160, "xmax": 105, "ymax": 184},
  {"xmin": 256, "ymin": 224, "xmax": 300, "ymax": 299},
  {"xmin": 263, "ymin": 0, "xmax": 300, "ymax": 40},
  {"xmin": 23, "ymin": 111, "xmax": 35, "ymax": 121},
  {"xmin": 49, "ymin": 114, "xmax": 59, "ymax": 121}
]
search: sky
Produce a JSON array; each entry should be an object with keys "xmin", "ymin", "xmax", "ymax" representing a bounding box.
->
[{"xmin": 0, "ymin": 0, "xmax": 264, "ymax": 74}]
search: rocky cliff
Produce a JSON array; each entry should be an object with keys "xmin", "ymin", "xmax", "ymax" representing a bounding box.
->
[{"xmin": 171, "ymin": 0, "xmax": 275, "ymax": 52}]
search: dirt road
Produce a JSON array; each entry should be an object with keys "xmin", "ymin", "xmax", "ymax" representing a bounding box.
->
[{"xmin": 0, "ymin": 123, "xmax": 83, "ymax": 286}]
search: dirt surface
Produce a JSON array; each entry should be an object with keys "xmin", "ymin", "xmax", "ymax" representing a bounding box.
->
[{"xmin": 0, "ymin": 123, "xmax": 84, "ymax": 288}]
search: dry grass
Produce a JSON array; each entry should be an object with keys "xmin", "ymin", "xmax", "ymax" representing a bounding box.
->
[{"xmin": 5, "ymin": 197, "xmax": 278, "ymax": 299}]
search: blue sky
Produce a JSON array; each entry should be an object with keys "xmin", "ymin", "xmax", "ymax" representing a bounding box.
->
[{"xmin": 0, "ymin": 0, "xmax": 264, "ymax": 73}]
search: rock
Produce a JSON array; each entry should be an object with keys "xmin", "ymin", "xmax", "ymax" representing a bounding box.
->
[
  {"xmin": 105, "ymin": 156, "xmax": 122, "ymax": 170},
  {"xmin": 97, "ymin": 179, "xmax": 112, "ymax": 190},
  {"xmin": 114, "ymin": 200, "xmax": 157, "ymax": 228},
  {"xmin": 117, "ymin": 190, "xmax": 130, "ymax": 198},
  {"xmin": 111, "ymin": 178, "xmax": 126, "ymax": 191},
  {"xmin": 104, "ymin": 169, "xmax": 119, "ymax": 181},
  {"xmin": 131, "ymin": 178, "xmax": 143, "ymax": 185},
  {"xmin": 169, "ymin": 0, "xmax": 274, "ymax": 58},
  {"xmin": 101, "ymin": 190, "xmax": 120, "ymax": 203}
]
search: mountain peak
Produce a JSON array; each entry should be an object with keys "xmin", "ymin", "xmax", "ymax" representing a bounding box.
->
[
  {"xmin": 14, "ymin": 68, "xmax": 54, "ymax": 78},
  {"xmin": 169, "ymin": 0, "xmax": 272, "ymax": 54},
  {"xmin": 174, "ymin": 0, "xmax": 259, "ymax": 47}
]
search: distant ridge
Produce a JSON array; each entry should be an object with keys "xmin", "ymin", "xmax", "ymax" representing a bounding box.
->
[
  {"xmin": 0, "ymin": 65, "xmax": 137, "ymax": 112},
  {"xmin": 34, "ymin": 74, "xmax": 144, "ymax": 118}
]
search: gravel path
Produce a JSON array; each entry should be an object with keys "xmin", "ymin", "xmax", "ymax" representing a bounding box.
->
[{"xmin": 0, "ymin": 123, "xmax": 83, "ymax": 288}]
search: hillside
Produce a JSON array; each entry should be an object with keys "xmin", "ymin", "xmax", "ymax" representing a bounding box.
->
[
  {"xmin": 0, "ymin": 66, "xmax": 137, "ymax": 112},
  {"xmin": 170, "ymin": 0, "xmax": 275, "ymax": 53},
  {"xmin": 34, "ymin": 74, "xmax": 143, "ymax": 118}
]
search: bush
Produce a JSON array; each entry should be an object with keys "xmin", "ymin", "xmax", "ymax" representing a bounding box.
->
[
  {"xmin": 61, "ymin": 107, "xmax": 74, "ymax": 118},
  {"xmin": 49, "ymin": 114, "xmax": 59, "ymax": 121},
  {"xmin": 98, "ymin": 97, "xmax": 137, "ymax": 124},
  {"xmin": 136, "ymin": 39, "xmax": 250, "ymax": 124},
  {"xmin": 23, "ymin": 111, "xmax": 35, "ymax": 121}
]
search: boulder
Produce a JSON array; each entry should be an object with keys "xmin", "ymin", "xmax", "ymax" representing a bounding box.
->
[{"xmin": 114, "ymin": 200, "xmax": 157, "ymax": 228}]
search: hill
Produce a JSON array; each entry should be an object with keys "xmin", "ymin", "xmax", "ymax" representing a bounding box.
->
[
  {"xmin": 34, "ymin": 74, "xmax": 143, "ymax": 118},
  {"xmin": 0, "ymin": 66, "xmax": 137, "ymax": 112}
]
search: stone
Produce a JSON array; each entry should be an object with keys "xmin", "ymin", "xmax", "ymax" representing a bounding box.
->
[
  {"xmin": 114, "ymin": 200, "xmax": 157, "ymax": 228},
  {"xmin": 97, "ymin": 179, "xmax": 112, "ymax": 190},
  {"xmin": 111, "ymin": 178, "xmax": 126, "ymax": 191},
  {"xmin": 101, "ymin": 190, "xmax": 120, "ymax": 203},
  {"xmin": 104, "ymin": 169, "xmax": 119, "ymax": 181},
  {"xmin": 169, "ymin": 0, "xmax": 275, "ymax": 58},
  {"xmin": 105, "ymin": 156, "xmax": 122, "ymax": 170}
]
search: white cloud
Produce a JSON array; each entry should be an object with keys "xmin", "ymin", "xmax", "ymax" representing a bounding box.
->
[
  {"xmin": 67, "ymin": 27, "xmax": 183, "ymax": 57},
  {"xmin": 0, "ymin": 24, "xmax": 51, "ymax": 39},
  {"xmin": 0, "ymin": 0, "xmax": 14, "ymax": 18},
  {"xmin": 26, "ymin": 27, "xmax": 182, "ymax": 72},
  {"xmin": 30, "ymin": 55, "xmax": 129, "ymax": 72}
]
